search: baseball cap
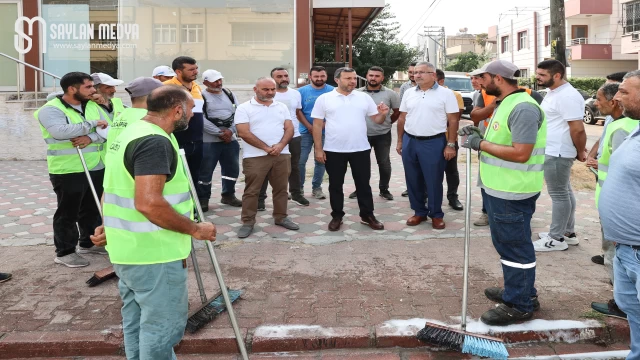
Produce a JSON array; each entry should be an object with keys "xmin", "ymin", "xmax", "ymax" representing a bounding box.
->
[
  {"xmin": 91, "ymin": 73, "xmax": 124, "ymax": 86},
  {"xmin": 469, "ymin": 60, "xmax": 521, "ymax": 80},
  {"xmin": 125, "ymin": 77, "xmax": 164, "ymax": 98},
  {"xmin": 152, "ymin": 65, "xmax": 176, "ymax": 77},
  {"xmin": 202, "ymin": 69, "xmax": 223, "ymax": 83}
]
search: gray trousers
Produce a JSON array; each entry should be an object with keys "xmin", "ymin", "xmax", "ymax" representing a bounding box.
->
[{"xmin": 544, "ymin": 155, "xmax": 576, "ymax": 240}]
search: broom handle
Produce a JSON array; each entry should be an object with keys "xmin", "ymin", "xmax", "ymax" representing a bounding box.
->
[
  {"xmin": 77, "ymin": 146, "xmax": 102, "ymax": 217},
  {"xmin": 190, "ymin": 240, "xmax": 208, "ymax": 304},
  {"xmin": 179, "ymin": 149, "xmax": 249, "ymax": 360},
  {"xmin": 461, "ymin": 146, "xmax": 472, "ymax": 331}
]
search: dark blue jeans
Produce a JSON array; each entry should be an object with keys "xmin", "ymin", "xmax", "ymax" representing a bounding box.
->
[
  {"xmin": 402, "ymin": 133, "xmax": 446, "ymax": 219},
  {"xmin": 482, "ymin": 189, "xmax": 539, "ymax": 313},
  {"xmin": 180, "ymin": 140, "xmax": 203, "ymax": 189},
  {"xmin": 197, "ymin": 141, "xmax": 240, "ymax": 202}
]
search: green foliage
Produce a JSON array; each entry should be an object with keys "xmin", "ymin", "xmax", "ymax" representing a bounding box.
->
[
  {"xmin": 475, "ymin": 33, "xmax": 488, "ymax": 48},
  {"xmin": 518, "ymin": 76, "xmax": 606, "ymax": 95},
  {"xmin": 567, "ymin": 77, "xmax": 607, "ymax": 96},
  {"xmin": 314, "ymin": 4, "xmax": 421, "ymax": 85},
  {"xmin": 444, "ymin": 52, "xmax": 487, "ymax": 73}
]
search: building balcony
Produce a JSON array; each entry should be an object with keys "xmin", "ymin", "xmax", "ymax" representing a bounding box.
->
[
  {"xmin": 569, "ymin": 38, "xmax": 612, "ymax": 60},
  {"xmin": 565, "ymin": 0, "xmax": 612, "ymax": 18}
]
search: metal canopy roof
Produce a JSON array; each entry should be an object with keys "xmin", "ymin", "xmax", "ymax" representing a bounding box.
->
[{"xmin": 313, "ymin": 5, "xmax": 383, "ymax": 44}]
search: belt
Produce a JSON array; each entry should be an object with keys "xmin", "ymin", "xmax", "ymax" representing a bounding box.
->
[{"xmin": 405, "ymin": 132, "xmax": 446, "ymax": 140}]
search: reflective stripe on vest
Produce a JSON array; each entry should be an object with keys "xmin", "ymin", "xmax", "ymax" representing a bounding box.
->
[
  {"xmin": 35, "ymin": 98, "xmax": 103, "ymax": 174},
  {"xmin": 480, "ymin": 92, "xmax": 547, "ymax": 195},
  {"xmin": 103, "ymin": 120, "xmax": 193, "ymax": 265},
  {"xmin": 595, "ymin": 117, "xmax": 639, "ymax": 207}
]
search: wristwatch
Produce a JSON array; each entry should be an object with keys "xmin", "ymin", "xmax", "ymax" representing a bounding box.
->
[{"xmin": 446, "ymin": 142, "xmax": 456, "ymax": 148}]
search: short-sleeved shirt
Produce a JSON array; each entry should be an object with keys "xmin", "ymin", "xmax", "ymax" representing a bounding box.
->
[
  {"xmin": 541, "ymin": 82, "xmax": 584, "ymax": 158},
  {"xmin": 274, "ymin": 88, "xmax": 302, "ymax": 138},
  {"xmin": 311, "ymin": 89, "xmax": 378, "ymax": 153},
  {"xmin": 399, "ymin": 81, "xmax": 415, "ymax": 102},
  {"xmin": 124, "ymin": 134, "xmax": 177, "ymax": 182},
  {"xmin": 480, "ymin": 92, "xmax": 544, "ymax": 200},
  {"xmin": 357, "ymin": 86, "xmax": 401, "ymax": 136},
  {"xmin": 234, "ymin": 97, "xmax": 291, "ymax": 159},
  {"xmin": 298, "ymin": 84, "xmax": 335, "ymax": 134},
  {"xmin": 399, "ymin": 83, "xmax": 460, "ymax": 137}
]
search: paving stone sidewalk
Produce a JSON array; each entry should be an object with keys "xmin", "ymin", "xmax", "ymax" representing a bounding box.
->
[{"xmin": 0, "ymin": 124, "xmax": 614, "ymax": 343}]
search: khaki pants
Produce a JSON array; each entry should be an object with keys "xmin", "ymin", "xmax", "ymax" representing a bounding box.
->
[{"xmin": 241, "ymin": 154, "xmax": 291, "ymax": 225}]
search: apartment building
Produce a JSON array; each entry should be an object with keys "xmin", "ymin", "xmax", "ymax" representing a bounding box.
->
[
  {"xmin": 3, "ymin": 0, "xmax": 384, "ymax": 91},
  {"xmin": 619, "ymin": 0, "xmax": 640, "ymax": 66},
  {"xmin": 488, "ymin": 1, "xmax": 637, "ymax": 78}
]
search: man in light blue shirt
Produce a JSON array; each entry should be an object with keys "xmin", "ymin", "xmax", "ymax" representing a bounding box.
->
[{"xmin": 297, "ymin": 66, "xmax": 334, "ymax": 200}]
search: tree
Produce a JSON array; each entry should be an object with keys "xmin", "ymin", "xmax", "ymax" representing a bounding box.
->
[
  {"xmin": 445, "ymin": 52, "xmax": 487, "ymax": 73},
  {"xmin": 314, "ymin": 4, "xmax": 421, "ymax": 84},
  {"xmin": 475, "ymin": 33, "xmax": 488, "ymax": 49}
]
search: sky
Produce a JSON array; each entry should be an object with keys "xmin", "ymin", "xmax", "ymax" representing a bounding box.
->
[{"xmin": 386, "ymin": 0, "xmax": 551, "ymax": 46}]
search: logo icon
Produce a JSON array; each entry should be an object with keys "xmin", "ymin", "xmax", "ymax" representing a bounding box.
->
[
  {"xmin": 14, "ymin": 16, "xmax": 47, "ymax": 54},
  {"xmin": 492, "ymin": 122, "xmax": 500, "ymax": 131}
]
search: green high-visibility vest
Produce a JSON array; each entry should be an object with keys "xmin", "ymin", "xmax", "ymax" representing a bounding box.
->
[
  {"xmin": 111, "ymin": 98, "xmax": 126, "ymax": 119},
  {"xmin": 480, "ymin": 92, "xmax": 547, "ymax": 195},
  {"xmin": 105, "ymin": 108, "xmax": 148, "ymax": 159},
  {"xmin": 34, "ymin": 98, "xmax": 103, "ymax": 175},
  {"xmin": 103, "ymin": 120, "xmax": 193, "ymax": 265},
  {"xmin": 595, "ymin": 117, "xmax": 638, "ymax": 207}
]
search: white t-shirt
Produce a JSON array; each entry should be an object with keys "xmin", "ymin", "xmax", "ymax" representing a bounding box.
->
[
  {"xmin": 399, "ymin": 83, "xmax": 459, "ymax": 137},
  {"xmin": 234, "ymin": 97, "xmax": 292, "ymax": 159},
  {"xmin": 540, "ymin": 82, "xmax": 584, "ymax": 158},
  {"xmin": 310, "ymin": 89, "xmax": 378, "ymax": 153},
  {"xmin": 274, "ymin": 88, "xmax": 302, "ymax": 138}
]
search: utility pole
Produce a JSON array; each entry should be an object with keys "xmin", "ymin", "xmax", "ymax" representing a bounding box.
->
[
  {"xmin": 423, "ymin": 26, "xmax": 446, "ymax": 68},
  {"xmin": 550, "ymin": 0, "xmax": 567, "ymax": 67}
]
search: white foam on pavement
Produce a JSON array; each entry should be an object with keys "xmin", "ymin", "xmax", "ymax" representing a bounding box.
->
[
  {"xmin": 254, "ymin": 325, "xmax": 334, "ymax": 338},
  {"xmin": 511, "ymin": 350, "xmax": 630, "ymax": 359}
]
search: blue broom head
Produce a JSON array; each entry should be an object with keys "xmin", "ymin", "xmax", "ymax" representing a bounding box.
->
[
  {"xmin": 462, "ymin": 334, "xmax": 509, "ymax": 360},
  {"xmin": 210, "ymin": 289, "xmax": 243, "ymax": 313}
]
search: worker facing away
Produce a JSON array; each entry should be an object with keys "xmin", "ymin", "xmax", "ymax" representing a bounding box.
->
[{"xmin": 91, "ymin": 86, "xmax": 217, "ymax": 360}]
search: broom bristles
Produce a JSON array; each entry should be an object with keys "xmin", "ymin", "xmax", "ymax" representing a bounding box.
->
[
  {"xmin": 185, "ymin": 289, "xmax": 243, "ymax": 333},
  {"xmin": 417, "ymin": 321, "xmax": 509, "ymax": 360},
  {"xmin": 86, "ymin": 267, "xmax": 117, "ymax": 287}
]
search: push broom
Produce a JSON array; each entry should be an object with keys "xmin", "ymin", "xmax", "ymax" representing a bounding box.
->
[
  {"xmin": 416, "ymin": 145, "xmax": 509, "ymax": 360},
  {"xmin": 72, "ymin": 146, "xmax": 118, "ymax": 287},
  {"xmin": 179, "ymin": 149, "xmax": 249, "ymax": 360}
]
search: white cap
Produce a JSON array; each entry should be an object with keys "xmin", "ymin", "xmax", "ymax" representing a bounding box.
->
[
  {"xmin": 90, "ymin": 73, "xmax": 124, "ymax": 86},
  {"xmin": 152, "ymin": 65, "xmax": 176, "ymax": 77},
  {"xmin": 202, "ymin": 69, "xmax": 223, "ymax": 83}
]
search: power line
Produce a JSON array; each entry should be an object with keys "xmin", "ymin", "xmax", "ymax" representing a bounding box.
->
[
  {"xmin": 400, "ymin": 0, "xmax": 438, "ymax": 41},
  {"xmin": 403, "ymin": 0, "xmax": 444, "ymax": 42}
]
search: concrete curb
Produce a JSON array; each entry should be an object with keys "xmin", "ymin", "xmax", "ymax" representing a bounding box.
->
[{"xmin": 0, "ymin": 318, "xmax": 630, "ymax": 359}]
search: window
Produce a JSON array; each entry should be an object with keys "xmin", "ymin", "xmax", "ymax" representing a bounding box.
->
[
  {"xmin": 154, "ymin": 24, "xmax": 176, "ymax": 44},
  {"xmin": 501, "ymin": 36, "xmax": 509, "ymax": 53},
  {"xmin": 544, "ymin": 25, "xmax": 551, "ymax": 46},
  {"xmin": 231, "ymin": 23, "xmax": 290, "ymax": 45},
  {"xmin": 624, "ymin": 1, "xmax": 640, "ymax": 34},
  {"xmin": 181, "ymin": 24, "xmax": 204, "ymax": 43},
  {"xmin": 518, "ymin": 31, "xmax": 528, "ymax": 50},
  {"xmin": 571, "ymin": 25, "xmax": 588, "ymax": 41},
  {"xmin": 520, "ymin": 69, "xmax": 529, "ymax": 78}
]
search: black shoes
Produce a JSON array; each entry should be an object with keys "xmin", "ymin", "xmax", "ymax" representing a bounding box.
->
[
  {"xmin": 328, "ymin": 217, "xmax": 343, "ymax": 231},
  {"xmin": 592, "ymin": 255, "xmax": 605, "ymax": 265},
  {"xmin": 348, "ymin": 191, "xmax": 357, "ymax": 199},
  {"xmin": 591, "ymin": 299, "xmax": 627, "ymax": 319},
  {"xmin": 257, "ymin": 199, "xmax": 266, "ymax": 211},
  {"xmin": 485, "ymin": 287, "xmax": 540, "ymax": 311},
  {"xmin": 221, "ymin": 195, "xmax": 242, "ymax": 207},
  {"xmin": 379, "ymin": 190, "xmax": 394, "ymax": 200},
  {"xmin": 0, "ymin": 272, "xmax": 12, "ymax": 283},
  {"xmin": 448, "ymin": 197, "xmax": 463, "ymax": 211},
  {"xmin": 199, "ymin": 199, "xmax": 209, "ymax": 212},
  {"xmin": 401, "ymin": 190, "xmax": 409, "ymax": 197},
  {"xmin": 481, "ymin": 303, "xmax": 533, "ymax": 325}
]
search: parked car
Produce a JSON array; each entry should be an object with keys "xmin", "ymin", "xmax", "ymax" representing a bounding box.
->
[{"xmin": 584, "ymin": 95, "xmax": 605, "ymax": 125}]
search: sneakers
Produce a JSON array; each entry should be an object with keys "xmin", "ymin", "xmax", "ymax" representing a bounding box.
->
[
  {"xmin": 591, "ymin": 255, "xmax": 605, "ymax": 265},
  {"xmin": 401, "ymin": 190, "xmax": 409, "ymax": 197},
  {"xmin": 54, "ymin": 253, "xmax": 90, "ymax": 268},
  {"xmin": 312, "ymin": 188, "xmax": 327, "ymax": 200},
  {"xmin": 0, "ymin": 272, "xmax": 12, "ymax": 283},
  {"xmin": 275, "ymin": 217, "xmax": 300, "ymax": 230},
  {"xmin": 379, "ymin": 190, "xmax": 394, "ymax": 200},
  {"xmin": 221, "ymin": 195, "xmax": 242, "ymax": 207},
  {"xmin": 474, "ymin": 213, "xmax": 489, "ymax": 226},
  {"xmin": 348, "ymin": 191, "xmax": 357, "ymax": 199},
  {"xmin": 485, "ymin": 287, "xmax": 540, "ymax": 311},
  {"xmin": 533, "ymin": 234, "xmax": 569, "ymax": 252},
  {"xmin": 77, "ymin": 246, "xmax": 108, "ymax": 255},
  {"xmin": 291, "ymin": 194, "xmax": 310, "ymax": 206},
  {"xmin": 481, "ymin": 303, "xmax": 533, "ymax": 326},
  {"xmin": 257, "ymin": 199, "xmax": 266, "ymax": 211},
  {"xmin": 591, "ymin": 299, "xmax": 627, "ymax": 320},
  {"xmin": 237, "ymin": 225, "xmax": 254, "ymax": 238},
  {"xmin": 538, "ymin": 232, "xmax": 579, "ymax": 245}
]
